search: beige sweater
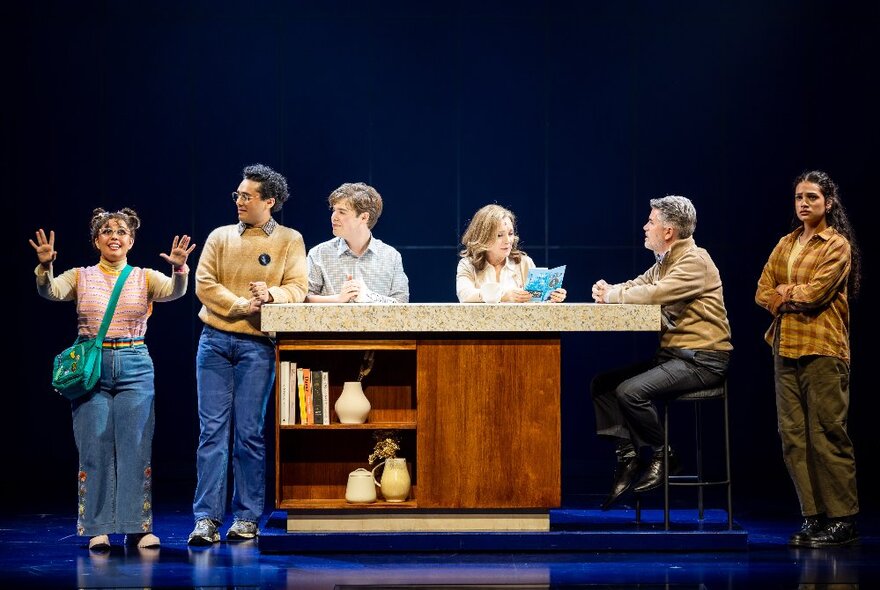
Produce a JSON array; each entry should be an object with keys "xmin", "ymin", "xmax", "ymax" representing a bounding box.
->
[
  {"xmin": 196, "ymin": 223, "xmax": 307, "ymax": 337},
  {"xmin": 605, "ymin": 237, "xmax": 733, "ymax": 352}
]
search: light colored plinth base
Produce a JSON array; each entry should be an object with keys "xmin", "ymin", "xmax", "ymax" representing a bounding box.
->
[{"xmin": 286, "ymin": 511, "xmax": 550, "ymax": 532}]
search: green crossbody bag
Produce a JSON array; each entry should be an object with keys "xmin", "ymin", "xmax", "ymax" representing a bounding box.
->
[{"xmin": 52, "ymin": 264, "xmax": 133, "ymax": 400}]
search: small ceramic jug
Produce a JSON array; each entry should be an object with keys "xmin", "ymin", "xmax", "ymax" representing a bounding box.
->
[
  {"xmin": 372, "ymin": 457, "xmax": 411, "ymax": 502},
  {"xmin": 335, "ymin": 381, "xmax": 371, "ymax": 424},
  {"xmin": 345, "ymin": 468, "xmax": 377, "ymax": 503}
]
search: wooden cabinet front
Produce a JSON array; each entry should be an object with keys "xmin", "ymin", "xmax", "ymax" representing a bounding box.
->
[
  {"xmin": 416, "ymin": 337, "xmax": 560, "ymax": 508},
  {"xmin": 274, "ymin": 334, "xmax": 561, "ymax": 511}
]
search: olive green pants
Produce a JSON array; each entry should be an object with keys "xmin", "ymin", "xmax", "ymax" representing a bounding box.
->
[{"xmin": 774, "ymin": 354, "xmax": 859, "ymax": 518}]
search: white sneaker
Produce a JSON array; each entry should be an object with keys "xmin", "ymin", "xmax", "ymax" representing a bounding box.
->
[
  {"xmin": 226, "ymin": 520, "xmax": 259, "ymax": 540},
  {"xmin": 187, "ymin": 518, "xmax": 220, "ymax": 546}
]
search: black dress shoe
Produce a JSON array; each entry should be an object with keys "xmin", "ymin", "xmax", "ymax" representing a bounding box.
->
[
  {"xmin": 632, "ymin": 449, "xmax": 681, "ymax": 494},
  {"xmin": 601, "ymin": 455, "xmax": 641, "ymax": 511},
  {"xmin": 805, "ymin": 519, "xmax": 859, "ymax": 548},
  {"xmin": 788, "ymin": 515, "xmax": 825, "ymax": 547}
]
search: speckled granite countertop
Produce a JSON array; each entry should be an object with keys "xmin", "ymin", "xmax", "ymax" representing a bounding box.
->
[{"xmin": 261, "ymin": 303, "xmax": 659, "ymax": 333}]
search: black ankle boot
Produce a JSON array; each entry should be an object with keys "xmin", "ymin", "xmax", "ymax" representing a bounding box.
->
[
  {"xmin": 632, "ymin": 448, "xmax": 681, "ymax": 494},
  {"xmin": 601, "ymin": 453, "xmax": 641, "ymax": 511},
  {"xmin": 805, "ymin": 518, "xmax": 859, "ymax": 548},
  {"xmin": 788, "ymin": 515, "xmax": 825, "ymax": 547}
]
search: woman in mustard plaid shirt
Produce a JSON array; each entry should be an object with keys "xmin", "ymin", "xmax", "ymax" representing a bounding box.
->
[{"xmin": 756, "ymin": 170, "xmax": 862, "ymax": 548}]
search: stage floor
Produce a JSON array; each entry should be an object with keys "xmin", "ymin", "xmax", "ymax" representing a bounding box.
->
[{"xmin": 1, "ymin": 500, "xmax": 876, "ymax": 589}]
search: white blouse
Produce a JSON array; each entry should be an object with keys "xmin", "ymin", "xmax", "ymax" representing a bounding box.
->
[{"xmin": 455, "ymin": 255, "xmax": 535, "ymax": 302}]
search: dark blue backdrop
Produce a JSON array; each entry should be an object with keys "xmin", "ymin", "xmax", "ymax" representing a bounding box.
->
[{"xmin": 6, "ymin": 1, "xmax": 877, "ymax": 519}]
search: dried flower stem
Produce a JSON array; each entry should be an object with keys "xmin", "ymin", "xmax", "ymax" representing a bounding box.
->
[
  {"xmin": 368, "ymin": 430, "xmax": 400, "ymax": 465},
  {"xmin": 358, "ymin": 351, "xmax": 375, "ymax": 382}
]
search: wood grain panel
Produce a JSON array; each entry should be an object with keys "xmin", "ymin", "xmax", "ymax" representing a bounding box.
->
[{"xmin": 416, "ymin": 338, "xmax": 561, "ymax": 508}]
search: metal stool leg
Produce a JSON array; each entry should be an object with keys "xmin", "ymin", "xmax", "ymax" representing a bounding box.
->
[
  {"xmin": 664, "ymin": 401, "xmax": 670, "ymax": 530},
  {"xmin": 695, "ymin": 401, "xmax": 705, "ymax": 520},
  {"xmin": 723, "ymin": 387, "xmax": 733, "ymax": 530}
]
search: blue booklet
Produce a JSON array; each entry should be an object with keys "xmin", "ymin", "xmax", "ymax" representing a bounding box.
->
[{"xmin": 524, "ymin": 265, "xmax": 566, "ymax": 302}]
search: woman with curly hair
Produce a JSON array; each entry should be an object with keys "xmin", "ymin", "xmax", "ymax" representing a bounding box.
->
[{"xmin": 30, "ymin": 208, "xmax": 195, "ymax": 551}]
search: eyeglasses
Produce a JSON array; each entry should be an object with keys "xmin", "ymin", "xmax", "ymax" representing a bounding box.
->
[
  {"xmin": 98, "ymin": 228, "xmax": 130, "ymax": 238},
  {"xmin": 232, "ymin": 191, "xmax": 260, "ymax": 204}
]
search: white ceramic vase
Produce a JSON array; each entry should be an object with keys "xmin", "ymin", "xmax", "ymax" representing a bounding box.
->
[{"xmin": 335, "ymin": 381, "xmax": 371, "ymax": 424}]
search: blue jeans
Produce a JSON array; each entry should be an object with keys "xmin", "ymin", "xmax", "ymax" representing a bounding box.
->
[
  {"xmin": 592, "ymin": 348, "xmax": 729, "ymax": 449},
  {"xmin": 193, "ymin": 325, "xmax": 275, "ymax": 524},
  {"xmin": 72, "ymin": 345, "xmax": 155, "ymax": 536}
]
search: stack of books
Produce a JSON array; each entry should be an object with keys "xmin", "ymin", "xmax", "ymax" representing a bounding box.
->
[{"xmin": 279, "ymin": 361, "xmax": 330, "ymax": 425}]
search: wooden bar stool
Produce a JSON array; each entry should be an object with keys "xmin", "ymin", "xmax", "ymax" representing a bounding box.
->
[{"xmin": 635, "ymin": 380, "xmax": 732, "ymax": 530}]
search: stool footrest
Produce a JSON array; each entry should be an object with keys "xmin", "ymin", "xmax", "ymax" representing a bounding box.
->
[{"xmin": 668, "ymin": 479, "xmax": 730, "ymax": 487}]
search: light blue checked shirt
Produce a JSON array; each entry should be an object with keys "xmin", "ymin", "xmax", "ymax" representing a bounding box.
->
[{"xmin": 307, "ymin": 236, "xmax": 409, "ymax": 303}]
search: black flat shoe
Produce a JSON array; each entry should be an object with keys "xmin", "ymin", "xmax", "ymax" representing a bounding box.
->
[
  {"xmin": 805, "ymin": 520, "xmax": 859, "ymax": 548},
  {"xmin": 788, "ymin": 515, "xmax": 825, "ymax": 547},
  {"xmin": 601, "ymin": 455, "xmax": 641, "ymax": 511},
  {"xmin": 632, "ymin": 449, "xmax": 681, "ymax": 494}
]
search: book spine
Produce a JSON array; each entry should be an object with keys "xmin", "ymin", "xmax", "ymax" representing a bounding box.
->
[
  {"xmin": 322, "ymin": 371, "xmax": 330, "ymax": 425},
  {"xmin": 296, "ymin": 368, "xmax": 305, "ymax": 424},
  {"xmin": 279, "ymin": 360, "xmax": 290, "ymax": 425},
  {"xmin": 303, "ymin": 369, "xmax": 313, "ymax": 425},
  {"xmin": 289, "ymin": 362, "xmax": 297, "ymax": 425},
  {"xmin": 312, "ymin": 370, "xmax": 324, "ymax": 425}
]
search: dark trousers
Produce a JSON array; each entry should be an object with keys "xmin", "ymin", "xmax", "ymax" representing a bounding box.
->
[{"xmin": 591, "ymin": 348, "xmax": 728, "ymax": 449}]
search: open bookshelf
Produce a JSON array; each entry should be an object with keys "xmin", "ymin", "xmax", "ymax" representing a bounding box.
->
[{"xmin": 275, "ymin": 340, "xmax": 418, "ymax": 510}]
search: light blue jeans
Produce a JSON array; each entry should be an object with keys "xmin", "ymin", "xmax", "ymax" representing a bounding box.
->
[
  {"xmin": 72, "ymin": 345, "xmax": 155, "ymax": 536},
  {"xmin": 193, "ymin": 325, "xmax": 275, "ymax": 524}
]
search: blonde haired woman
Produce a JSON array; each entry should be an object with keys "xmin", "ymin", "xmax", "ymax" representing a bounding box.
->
[{"xmin": 456, "ymin": 204, "xmax": 566, "ymax": 303}]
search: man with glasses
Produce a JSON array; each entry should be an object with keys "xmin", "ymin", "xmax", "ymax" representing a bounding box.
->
[
  {"xmin": 305, "ymin": 182, "xmax": 409, "ymax": 304},
  {"xmin": 188, "ymin": 163, "xmax": 308, "ymax": 545}
]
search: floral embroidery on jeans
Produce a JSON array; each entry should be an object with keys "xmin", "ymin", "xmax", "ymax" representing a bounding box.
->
[
  {"xmin": 141, "ymin": 465, "xmax": 153, "ymax": 532},
  {"xmin": 76, "ymin": 469, "xmax": 87, "ymax": 535}
]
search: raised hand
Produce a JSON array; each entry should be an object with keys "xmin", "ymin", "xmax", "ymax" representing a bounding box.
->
[
  {"xmin": 29, "ymin": 229, "xmax": 57, "ymax": 268},
  {"xmin": 159, "ymin": 235, "xmax": 197, "ymax": 269}
]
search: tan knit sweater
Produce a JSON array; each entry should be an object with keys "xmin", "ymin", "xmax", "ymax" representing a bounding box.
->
[
  {"xmin": 605, "ymin": 237, "xmax": 733, "ymax": 352},
  {"xmin": 195, "ymin": 223, "xmax": 307, "ymax": 336}
]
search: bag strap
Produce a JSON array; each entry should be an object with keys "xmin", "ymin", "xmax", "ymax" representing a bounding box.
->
[{"xmin": 95, "ymin": 264, "xmax": 133, "ymax": 344}]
